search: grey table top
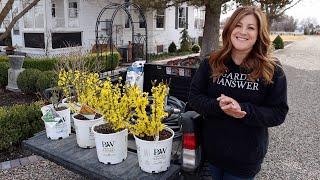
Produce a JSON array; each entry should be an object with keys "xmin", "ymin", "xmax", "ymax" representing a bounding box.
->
[{"xmin": 23, "ymin": 131, "xmax": 181, "ymax": 180}]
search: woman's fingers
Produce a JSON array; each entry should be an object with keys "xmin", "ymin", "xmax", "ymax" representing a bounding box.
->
[{"xmin": 217, "ymin": 94, "xmax": 246, "ymax": 118}]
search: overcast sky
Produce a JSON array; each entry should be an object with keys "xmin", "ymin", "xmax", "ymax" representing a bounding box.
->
[
  {"xmin": 285, "ymin": 0, "xmax": 320, "ymax": 24},
  {"xmin": 221, "ymin": 0, "xmax": 320, "ymax": 25}
]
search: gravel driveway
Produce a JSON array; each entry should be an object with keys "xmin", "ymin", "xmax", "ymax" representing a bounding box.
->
[
  {"xmin": 1, "ymin": 36, "xmax": 319, "ymax": 180},
  {"xmin": 256, "ymin": 36, "xmax": 320, "ymax": 180}
]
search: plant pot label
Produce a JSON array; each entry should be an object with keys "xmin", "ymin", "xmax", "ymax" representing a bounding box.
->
[
  {"xmin": 88, "ymin": 126, "xmax": 95, "ymax": 141},
  {"xmin": 100, "ymin": 141, "xmax": 116, "ymax": 155},
  {"xmin": 54, "ymin": 121, "xmax": 68, "ymax": 134},
  {"xmin": 93, "ymin": 127, "xmax": 128, "ymax": 165},
  {"xmin": 42, "ymin": 107, "xmax": 69, "ymax": 140}
]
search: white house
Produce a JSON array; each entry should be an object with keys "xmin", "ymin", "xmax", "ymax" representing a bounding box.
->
[{"xmin": 0, "ymin": 0, "xmax": 205, "ymax": 57}]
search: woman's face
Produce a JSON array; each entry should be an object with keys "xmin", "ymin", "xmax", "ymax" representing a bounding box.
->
[{"xmin": 230, "ymin": 14, "xmax": 258, "ymax": 53}]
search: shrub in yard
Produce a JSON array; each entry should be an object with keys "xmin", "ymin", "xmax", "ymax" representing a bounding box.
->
[
  {"xmin": 180, "ymin": 28, "xmax": 192, "ymax": 52},
  {"xmin": 105, "ymin": 53, "xmax": 120, "ymax": 71},
  {"xmin": 0, "ymin": 55, "xmax": 9, "ymax": 62},
  {"xmin": 23, "ymin": 57, "xmax": 58, "ymax": 71},
  {"xmin": 168, "ymin": 42, "xmax": 177, "ymax": 53},
  {"xmin": 0, "ymin": 62, "xmax": 9, "ymax": 87},
  {"xmin": 191, "ymin": 44, "xmax": 201, "ymax": 53},
  {"xmin": 36, "ymin": 71, "xmax": 58, "ymax": 95},
  {"xmin": 273, "ymin": 35, "xmax": 284, "ymax": 49},
  {"xmin": 0, "ymin": 102, "xmax": 44, "ymax": 151},
  {"xmin": 85, "ymin": 52, "xmax": 120, "ymax": 71},
  {"xmin": 17, "ymin": 68, "xmax": 42, "ymax": 94}
]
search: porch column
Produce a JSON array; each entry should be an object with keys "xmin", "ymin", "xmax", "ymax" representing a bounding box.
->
[
  {"xmin": 64, "ymin": 0, "xmax": 68, "ymax": 28},
  {"xmin": 44, "ymin": 0, "xmax": 52, "ymax": 52}
]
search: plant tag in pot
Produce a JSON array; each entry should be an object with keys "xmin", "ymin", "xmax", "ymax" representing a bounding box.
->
[
  {"xmin": 79, "ymin": 104, "xmax": 96, "ymax": 120},
  {"xmin": 42, "ymin": 108, "xmax": 63, "ymax": 128}
]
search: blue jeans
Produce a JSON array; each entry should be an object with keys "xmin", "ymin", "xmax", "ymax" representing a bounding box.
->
[{"xmin": 209, "ymin": 164, "xmax": 254, "ymax": 180}]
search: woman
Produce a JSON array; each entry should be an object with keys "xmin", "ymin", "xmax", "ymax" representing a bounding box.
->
[{"xmin": 189, "ymin": 6, "xmax": 289, "ymax": 179}]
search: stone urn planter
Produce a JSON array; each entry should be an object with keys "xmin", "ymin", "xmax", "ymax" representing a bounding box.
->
[
  {"xmin": 8, "ymin": 55, "xmax": 25, "ymax": 70},
  {"xmin": 4, "ymin": 46, "xmax": 15, "ymax": 55},
  {"xmin": 6, "ymin": 55, "xmax": 25, "ymax": 92}
]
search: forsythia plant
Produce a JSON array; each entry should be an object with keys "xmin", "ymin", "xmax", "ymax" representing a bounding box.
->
[
  {"xmin": 58, "ymin": 70, "xmax": 102, "ymax": 108},
  {"xmin": 58, "ymin": 69, "xmax": 169, "ymax": 135},
  {"xmin": 130, "ymin": 82, "xmax": 169, "ymax": 140},
  {"xmin": 95, "ymin": 78, "xmax": 138, "ymax": 132},
  {"xmin": 58, "ymin": 70, "xmax": 137, "ymax": 131},
  {"xmin": 58, "ymin": 70, "xmax": 72, "ymax": 101}
]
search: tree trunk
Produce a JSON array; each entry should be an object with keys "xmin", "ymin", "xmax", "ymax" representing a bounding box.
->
[
  {"xmin": 0, "ymin": 0, "xmax": 40, "ymax": 41},
  {"xmin": 0, "ymin": 0, "xmax": 14, "ymax": 27},
  {"xmin": 200, "ymin": 4, "xmax": 221, "ymax": 58}
]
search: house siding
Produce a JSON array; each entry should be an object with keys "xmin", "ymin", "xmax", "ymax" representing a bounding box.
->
[{"xmin": 7, "ymin": 0, "xmax": 203, "ymax": 57}]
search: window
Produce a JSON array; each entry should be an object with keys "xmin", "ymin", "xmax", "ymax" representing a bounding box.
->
[
  {"xmin": 194, "ymin": 8, "xmax": 205, "ymax": 29},
  {"xmin": 68, "ymin": 1, "xmax": 78, "ymax": 18},
  {"xmin": 156, "ymin": 9, "xmax": 165, "ymax": 29},
  {"xmin": 139, "ymin": 14, "xmax": 146, "ymax": 28},
  {"xmin": 178, "ymin": 7, "xmax": 187, "ymax": 28},
  {"xmin": 52, "ymin": 32, "xmax": 82, "ymax": 49},
  {"xmin": 157, "ymin": 45, "xmax": 164, "ymax": 53},
  {"xmin": 0, "ymin": 33, "xmax": 12, "ymax": 46},
  {"xmin": 24, "ymin": 33, "xmax": 45, "ymax": 48},
  {"xmin": 52, "ymin": 3, "xmax": 56, "ymax": 18},
  {"xmin": 12, "ymin": 7, "xmax": 20, "ymax": 35},
  {"xmin": 23, "ymin": 1, "xmax": 44, "ymax": 29}
]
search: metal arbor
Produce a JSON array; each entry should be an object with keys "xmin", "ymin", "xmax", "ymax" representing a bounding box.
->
[{"xmin": 95, "ymin": 2, "xmax": 148, "ymax": 68}]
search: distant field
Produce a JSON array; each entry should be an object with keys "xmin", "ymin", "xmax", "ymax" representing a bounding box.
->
[{"xmin": 270, "ymin": 34, "xmax": 306, "ymax": 42}]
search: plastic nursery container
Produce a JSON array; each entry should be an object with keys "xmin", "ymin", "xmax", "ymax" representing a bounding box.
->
[
  {"xmin": 73, "ymin": 113, "xmax": 104, "ymax": 148},
  {"xmin": 134, "ymin": 127, "xmax": 174, "ymax": 173},
  {"xmin": 41, "ymin": 103, "xmax": 71, "ymax": 135},
  {"xmin": 92, "ymin": 122, "xmax": 128, "ymax": 164}
]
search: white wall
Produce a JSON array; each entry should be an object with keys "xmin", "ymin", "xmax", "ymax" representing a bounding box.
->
[
  {"xmin": 147, "ymin": 4, "xmax": 204, "ymax": 54},
  {"xmin": 11, "ymin": 0, "xmax": 204, "ymax": 56}
]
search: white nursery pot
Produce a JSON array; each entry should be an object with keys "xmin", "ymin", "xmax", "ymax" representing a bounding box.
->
[
  {"xmin": 41, "ymin": 104, "xmax": 71, "ymax": 140},
  {"xmin": 134, "ymin": 127, "xmax": 174, "ymax": 173},
  {"xmin": 92, "ymin": 122, "xmax": 128, "ymax": 165},
  {"xmin": 60, "ymin": 99, "xmax": 80, "ymax": 130},
  {"xmin": 41, "ymin": 104, "xmax": 71, "ymax": 135},
  {"xmin": 73, "ymin": 113, "xmax": 104, "ymax": 148},
  {"xmin": 57, "ymin": 103, "xmax": 71, "ymax": 135},
  {"xmin": 43, "ymin": 117, "xmax": 70, "ymax": 140}
]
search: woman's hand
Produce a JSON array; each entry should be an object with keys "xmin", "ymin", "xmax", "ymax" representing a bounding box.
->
[{"xmin": 217, "ymin": 94, "xmax": 247, "ymax": 118}]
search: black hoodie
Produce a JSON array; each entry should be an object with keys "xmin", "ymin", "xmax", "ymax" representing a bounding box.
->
[{"xmin": 189, "ymin": 58, "xmax": 288, "ymax": 178}]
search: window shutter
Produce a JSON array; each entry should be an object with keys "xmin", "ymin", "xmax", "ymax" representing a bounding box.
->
[
  {"xmin": 175, "ymin": 6, "xmax": 178, "ymax": 29},
  {"xmin": 186, "ymin": 7, "xmax": 189, "ymax": 29}
]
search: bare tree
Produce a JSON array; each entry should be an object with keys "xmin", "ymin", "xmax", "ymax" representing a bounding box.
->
[
  {"xmin": 0, "ymin": 0, "xmax": 41, "ymax": 41},
  {"xmin": 300, "ymin": 17, "xmax": 318, "ymax": 35},
  {"xmin": 133, "ymin": 0, "xmax": 302, "ymax": 57},
  {"xmin": 271, "ymin": 15, "xmax": 297, "ymax": 32},
  {"xmin": 237, "ymin": 0, "xmax": 302, "ymax": 30}
]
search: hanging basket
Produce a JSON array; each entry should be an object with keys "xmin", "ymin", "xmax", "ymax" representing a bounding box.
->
[
  {"xmin": 134, "ymin": 127, "xmax": 174, "ymax": 173},
  {"xmin": 73, "ymin": 113, "xmax": 104, "ymax": 148},
  {"xmin": 92, "ymin": 122, "xmax": 128, "ymax": 164}
]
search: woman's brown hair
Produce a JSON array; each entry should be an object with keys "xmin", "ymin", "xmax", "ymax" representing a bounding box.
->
[{"xmin": 209, "ymin": 6, "xmax": 276, "ymax": 84}]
